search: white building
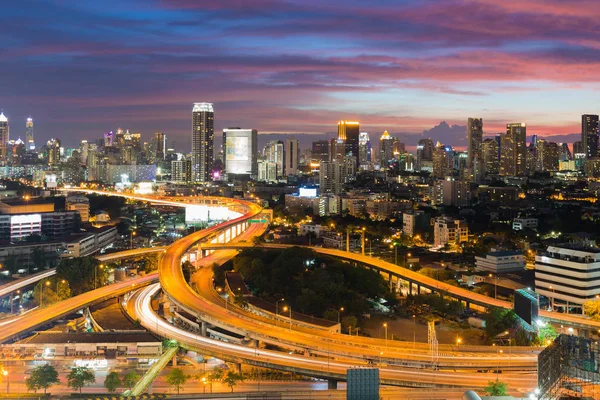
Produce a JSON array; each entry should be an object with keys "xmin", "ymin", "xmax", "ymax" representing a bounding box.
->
[
  {"xmin": 223, "ymin": 128, "xmax": 258, "ymax": 178},
  {"xmin": 535, "ymin": 244, "xmax": 600, "ymax": 313},
  {"xmin": 475, "ymin": 250, "xmax": 525, "ymax": 273},
  {"xmin": 299, "ymin": 224, "xmax": 327, "ymax": 238},
  {"xmin": 433, "ymin": 216, "xmax": 468, "ymax": 247},
  {"xmin": 403, "ymin": 211, "xmax": 424, "ymax": 237},
  {"xmin": 512, "ymin": 218, "xmax": 538, "ymax": 231}
]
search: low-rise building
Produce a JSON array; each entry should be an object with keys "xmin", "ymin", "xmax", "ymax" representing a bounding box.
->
[
  {"xmin": 512, "ymin": 217, "xmax": 538, "ymax": 231},
  {"xmin": 66, "ymin": 195, "xmax": 90, "ymax": 222},
  {"xmin": 323, "ymin": 231, "xmax": 359, "ymax": 250},
  {"xmin": 298, "ymin": 224, "xmax": 327, "ymax": 238},
  {"xmin": 475, "ymin": 250, "xmax": 525, "ymax": 273},
  {"xmin": 535, "ymin": 243, "xmax": 600, "ymax": 313},
  {"xmin": 432, "ymin": 216, "xmax": 468, "ymax": 247}
]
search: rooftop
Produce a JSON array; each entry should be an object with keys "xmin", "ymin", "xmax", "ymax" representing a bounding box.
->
[{"xmin": 488, "ymin": 250, "xmax": 523, "ymax": 257}]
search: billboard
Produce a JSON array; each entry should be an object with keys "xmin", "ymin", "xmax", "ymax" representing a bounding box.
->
[
  {"xmin": 299, "ymin": 187, "xmax": 317, "ymax": 198},
  {"xmin": 226, "ymin": 136, "xmax": 249, "ymax": 161}
]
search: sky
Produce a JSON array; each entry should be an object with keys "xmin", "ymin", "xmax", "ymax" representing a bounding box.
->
[{"xmin": 1, "ymin": 0, "xmax": 599, "ymax": 150}]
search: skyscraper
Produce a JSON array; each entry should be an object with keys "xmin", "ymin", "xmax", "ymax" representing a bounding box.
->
[
  {"xmin": 25, "ymin": 117, "xmax": 34, "ymax": 151},
  {"xmin": 379, "ymin": 131, "xmax": 394, "ymax": 167},
  {"xmin": 506, "ymin": 123, "xmax": 527, "ymax": 175},
  {"xmin": 0, "ymin": 113, "xmax": 7, "ymax": 166},
  {"xmin": 222, "ymin": 128, "xmax": 257, "ymax": 179},
  {"xmin": 581, "ymin": 114, "xmax": 599, "ymax": 159},
  {"xmin": 432, "ymin": 142, "xmax": 449, "ymax": 178},
  {"xmin": 482, "ymin": 138, "xmax": 499, "ymax": 174},
  {"xmin": 358, "ymin": 132, "xmax": 370, "ymax": 167},
  {"xmin": 192, "ymin": 103, "xmax": 215, "ymax": 182},
  {"xmin": 319, "ymin": 160, "xmax": 344, "ymax": 195},
  {"xmin": 47, "ymin": 138, "xmax": 61, "ymax": 167},
  {"xmin": 416, "ymin": 138, "xmax": 434, "ymax": 171},
  {"xmin": 337, "ymin": 121, "xmax": 360, "ymax": 163},
  {"xmin": 154, "ymin": 132, "xmax": 166, "ymax": 162},
  {"xmin": 467, "ymin": 118, "xmax": 483, "ymax": 169},
  {"xmin": 500, "ymin": 133, "xmax": 515, "ymax": 176},
  {"xmin": 311, "ymin": 140, "xmax": 329, "ymax": 162},
  {"xmin": 285, "ymin": 138, "xmax": 299, "ymax": 176},
  {"xmin": 264, "ymin": 140, "xmax": 284, "ymax": 178}
]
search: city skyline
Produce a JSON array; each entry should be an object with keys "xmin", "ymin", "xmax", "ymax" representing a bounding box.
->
[{"xmin": 1, "ymin": 1, "xmax": 599, "ymax": 147}]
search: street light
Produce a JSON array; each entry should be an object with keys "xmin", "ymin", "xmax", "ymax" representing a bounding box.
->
[
  {"xmin": 489, "ymin": 273, "xmax": 497, "ymax": 299},
  {"xmin": 456, "ymin": 338, "xmax": 462, "ymax": 346},
  {"xmin": 412, "ymin": 314, "xmax": 416, "ymax": 349},
  {"xmin": 56, "ymin": 279, "xmax": 66, "ymax": 296},
  {"xmin": 335, "ymin": 307, "xmax": 344, "ymax": 324},
  {"xmin": 2, "ymin": 369, "xmax": 7, "ymax": 394},
  {"xmin": 41, "ymin": 281, "xmax": 50, "ymax": 307},
  {"xmin": 95, "ymin": 264, "xmax": 104, "ymax": 290},
  {"xmin": 130, "ymin": 230, "xmax": 137, "ymax": 249},
  {"xmin": 275, "ymin": 298, "xmax": 285, "ymax": 327},
  {"xmin": 383, "ymin": 322, "xmax": 388, "ymax": 347}
]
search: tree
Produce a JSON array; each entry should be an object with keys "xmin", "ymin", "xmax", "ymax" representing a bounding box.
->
[
  {"xmin": 583, "ymin": 299, "xmax": 600, "ymax": 321},
  {"xmin": 212, "ymin": 263, "xmax": 226, "ymax": 287},
  {"xmin": 166, "ymin": 368, "xmax": 188, "ymax": 394},
  {"xmin": 223, "ymin": 371, "xmax": 244, "ymax": 392},
  {"xmin": 33, "ymin": 278, "xmax": 72, "ymax": 307},
  {"xmin": 56, "ymin": 256, "xmax": 107, "ymax": 295},
  {"xmin": 104, "ymin": 371, "xmax": 121, "ymax": 393},
  {"xmin": 123, "ymin": 370, "xmax": 140, "ymax": 390},
  {"xmin": 67, "ymin": 367, "xmax": 96, "ymax": 393},
  {"xmin": 26, "ymin": 364, "xmax": 60, "ymax": 394},
  {"xmin": 341, "ymin": 315, "xmax": 358, "ymax": 334},
  {"xmin": 484, "ymin": 380, "xmax": 508, "ymax": 396}
]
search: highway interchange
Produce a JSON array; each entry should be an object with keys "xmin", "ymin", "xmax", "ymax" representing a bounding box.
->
[{"xmin": 0, "ymin": 189, "xmax": 593, "ymax": 393}]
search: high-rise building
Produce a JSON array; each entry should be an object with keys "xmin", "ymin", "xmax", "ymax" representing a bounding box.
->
[
  {"xmin": 311, "ymin": 140, "xmax": 329, "ymax": 163},
  {"xmin": 433, "ymin": 216, "xmax": 468, "ymax": 247},
  {"xmin": 47, "ymin": 138, "xmax": 61, "ymax": 167},
  {"xmin": 154, "ymin": 132, "xmax": 166, "ymax": 162},
  {"xmin": 467, "ymin": 118, "xmax": 483, "ymax": 169},
  {"xmin": 500, "ymin": 133, "xmax": 515, "ymax": 176},
  {"xmin": 392, "ymin": 138, "xmax": 405, "ymax": 156},
  {"xmin": 319, "ymin": 161, "xmax": 344, "ymax": 195},
  {"xmin": 329, "ymin": 138, "xmax": 346, "ymax": 161},
  {"xmin": 0, "ymin": 113, "xmax": 8, "ymax": 166},
  {"xmin": 285, "ymin": 138, "xmax": 299, "ymax": 176},
  {"xmin": 337, "ymin": 121, "xmax": 360, "ymax": 163},
  {"xmin": 358, "ymin": 132, "xmax": 370, "ymax": 167},
  {"xmin": 536, "ymin": 140, "xmax": 559, "ymax": 172},
  {"xmin": 171, "ymin": 159, "xmax": 192, "ymax": 183},
  {"xmin": 25, "ymin": 117, "xmax": 34, "ymax": 151},
  {"xmin": 264, "ymin": 140, "xmax": 284, "ymax": 178},
  {"xmin": 582, "ymin": 114, "xmax": 599, "ymax": 159},
  {"xmin": 506, "ymin": 123, "xmax": 527, "ymax": 175},
  {"xmin": 558, "ymin": 143, "xmax": 572, "ymax": 161},
  {"xmin": 432, "ymin": 142, "xmax": 449, "ymax": 178},
  {"xmin": 222, "ymin": 128, "xmax": 257, "ymax": 178},
  {"xmin": 482, "ymin": 138, "xmax": 499, "ymax": 174},
  {"xmin": 416, "ymin": 138, "xmax": 434, "ymax": 171},
  {"xmin": 192, "ymin": 102, "xmax": 215, "ymax": 182},
  {"xmin": 379, "ymin": 131, "xmax": 394, "ymax": 167},
  {"xmin": 80, "ymin": 140, "xmax": 89, "ymax": 166}
]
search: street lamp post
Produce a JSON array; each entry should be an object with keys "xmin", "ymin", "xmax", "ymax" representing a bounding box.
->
[
  {"xmin": 41, "ymin": 281, "xmax": 50, "ymax": 307},
  {"xmin": 335, "ymin": 307, "xmax": 344, "ymax": 324},
  {"xmin": 130, "ymin": 231, "xmax": 136, "ymax": 249},
  {"xmin": 3, "ymin": 370, "xmax": 7, "ymax": 394},
  {"xmin": 283, "ymin": 306, "xmax": 292, "ymax": 331},
  {"xmin": 383, "ymin": 323, "xmax": 388, "ymax": 347},
  {"xmin": 489, "ymin": 274, "xmax": 497, "ymax": 299},
  {"xmin": 95, "ymin": 264, "xmax": 104, "ymax": 290},
  {"xmin": 275, "ymin": 298, "xmax": 284, "ymax": 327},
  {"xmin": 412, "ymin": 314, "xmax": 416, "ymax": 349}
]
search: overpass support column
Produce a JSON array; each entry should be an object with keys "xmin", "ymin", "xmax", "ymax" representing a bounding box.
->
[
  {"xmin": 200, "ymin": 321, "xmax": 208, "ymax": 337},
  {"xmin": 417, "ymin": 285, "xmax": 421, "ymax": 295},
  {"xmin": 465, "ymin": 301, "xmax": 470, "ymax": 311},
  {"xmin": 408, "ymin": 281, "xmax": 413, "ymax": 295},
  {"xmin": 389, "ymin": 274, "xmax": 393, "ymax": 292},
  {"xmin": 172, "ymin": 355, "xmax": 177, "ymax": 367},
  {"xmin": 234, "ymin": 363, "xmax": 242, "ymax": 374},
  {"xmin": 327, "ymin": 380, "xmax": 338, "ymax": 390}
]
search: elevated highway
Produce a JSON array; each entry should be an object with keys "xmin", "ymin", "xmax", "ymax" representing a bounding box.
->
[
  {"xmin": 201, "ymin": 243, "xmax": 600, "ymax": 330},
  {"xmin": 129, "ymin": 283, "xmax": 538, "ymax": 390},
  {"xmin": 0, "ymin": 247, "xmax": 166, "ymax": 300}
]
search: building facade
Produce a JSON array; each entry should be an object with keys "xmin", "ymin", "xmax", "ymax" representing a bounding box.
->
[{"xmin": 192, "ymin": 102, "xmax": 214, "ymax": 182}]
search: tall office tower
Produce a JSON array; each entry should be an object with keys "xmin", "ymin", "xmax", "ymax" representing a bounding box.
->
[
  {"xmin": 25, "ymin": 117, "xmax": 34, "ymax": 151},
  {"xmin": 416, "ymin": 138, "xmax": 434, "ymax": 171},
  {"xmin": 482, "ymin": 138, "xmax": 499, "ymax": 174},
  {"xmin": 582, "ymin": 114, "xmax": 599, "ymax": 159},
  {"xmin": 0, "ymin": 113, "xmax": 8, "ymax": 166},
  {"xmin": 285, "ymin": 138, "xmax": 299, "ymax": 176},
  {"xmin": 495, "ymin": 134, "xmax": 502, "ymax": 163},
  {"xmin": 379, "ymin": 130, "xmax": 394, "ymax": 167},
  {"xmin": 80, "ymin": 140, "xmax": 89, "ymax": 166},
  {"xmin": 392, "ymin": 138, "xmax": 405, "ymax": 156},
  {"xmin": 337, "ymin": 121, "xmax": 360, "ymax": 163},
  {"xmin": 47, "ymin": 138, "xmax": 61, "ymax": 167},
  {"xmin": 358, "ymin": 132, "xmax": 370, "ymax": 167},
  {"xmin": 558, "ymin": 143, "xmax": 572, "ymax": 161},
  {"xmin": 432, "ymin": 142, "xmax": 449, "ymax": 178},
  {"xmin": 222, "ymin": 128, "xmax": 258, "ymax": 179},
  {"xmin": 115, "ymin": 128, "xmax": 125, "ymax": 148},
  {"xmin": 500, "ymin": 133, "xmax": 515, "ymax": 176},
  {"xmin": 264, "ymin": 140, "xmax": 284, "ymax": 178},
  {"xmin": 311, "ymin": 140, "xmax": 329, "ymax": 162},
  {"xmin": 329, "ymin": 138, "xmax": 346, "ymax": 161},
  {"xmin": 506, "ymin": 123, "xmax": 527, "ymax": 175},
  {"xmin": 192, "ymin": 102, "xmax": 215, "ymax": 182},
  {"xmin": 153, "ymin": 132, "xmax": 166, "ymax": 162},
  {"xmin": 171, "ymin": 159, "xmax": 192, "ymax": 183},
  {"xmin": 467, "ymin": 118, "xmax": 483, "ymax": 168},
  {"xmin": 530, "ymin": 134, "xmax": 538, "ymax": 149},
  {"xmin": 104, "ymin": 131, "xmax": 114, "ymax": 147},
  {"xmin": 536, "ymin": 140, "xmax": 559, "ymax": 172},
  {"xmin": 319, "ymin": 160, "xmax": 344, "ymax": 195}
]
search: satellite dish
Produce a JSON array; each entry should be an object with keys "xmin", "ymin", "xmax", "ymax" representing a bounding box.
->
[{"xmin": 462, "ymin": 391, "xmax": 482, "ymax": 400}]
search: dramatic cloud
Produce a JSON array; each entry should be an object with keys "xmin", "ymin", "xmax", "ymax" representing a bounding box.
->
[{"xmin": 0, "ymin": 0, "xmax": 596, "ymax": 149}]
